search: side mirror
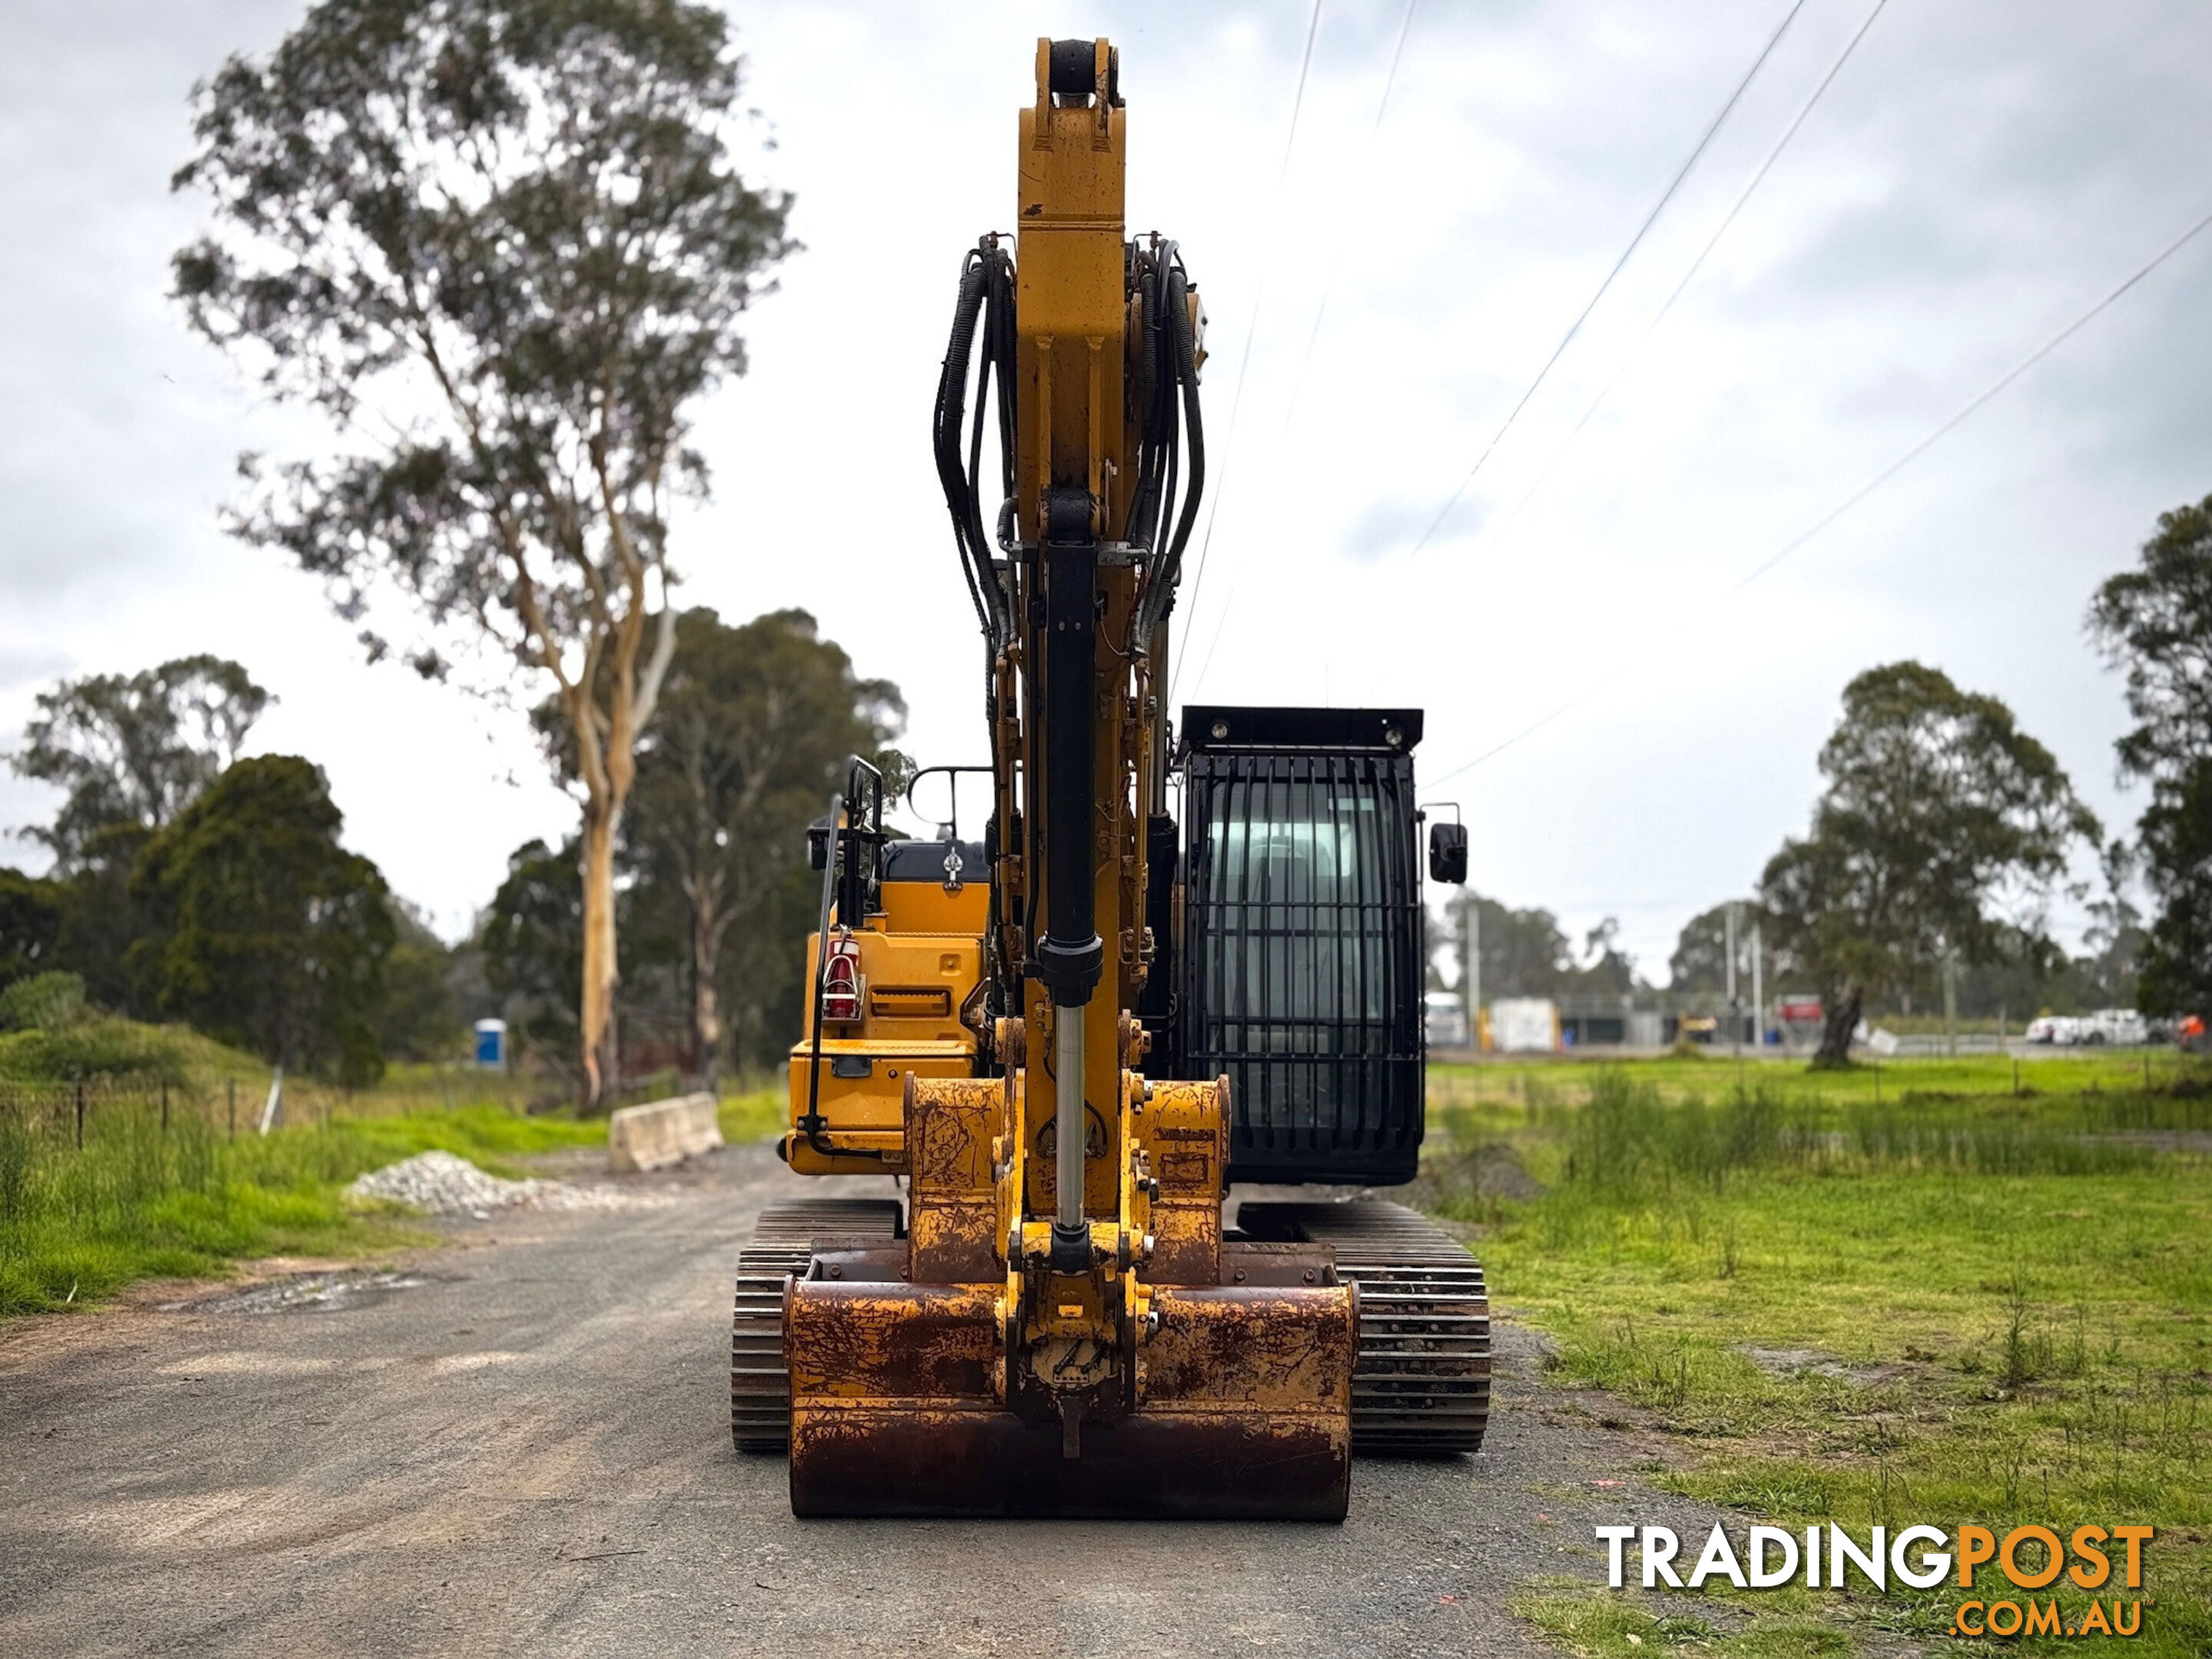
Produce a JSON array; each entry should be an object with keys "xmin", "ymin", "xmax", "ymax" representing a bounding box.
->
[
  {"xmin": 806, "ymin": 817, "xmax": 832, "ymax": 872},
  {"xmin": 1428, "ymin": 821, "xmax": 1469, "ymax": 886}
]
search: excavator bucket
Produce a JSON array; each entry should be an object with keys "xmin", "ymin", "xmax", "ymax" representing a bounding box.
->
[{"xmin": 784, "ymin": 1261, "xmax": 1356, "ymax": 1519}]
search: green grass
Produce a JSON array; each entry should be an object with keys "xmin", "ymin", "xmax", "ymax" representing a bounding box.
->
[
  {"xmin": 1425, "ymin": 1058, "xmax": 2211, "ymax": 1657},
  {"xmin": 718, "ymin": 1083, "xmax": 785, "ymax": 1145},
  {"xmin": 0, "ymin": 1016, "xmax": 809, "ymax": 1316},
  {"xmin": 0, "ymin": 1100, "xmax": 612, "ymax": 1314},
  {"xmin": 1443, "ymin": 1048, "xmax": 2200, "ymax": 1111},
  {"xmin": 0, "ymin": 1016, "xmax": 267, "ymax": 1091},
  {"xmin": 1512, "ymin": 1578, "xmax": 1852, "ymax": 1657}
]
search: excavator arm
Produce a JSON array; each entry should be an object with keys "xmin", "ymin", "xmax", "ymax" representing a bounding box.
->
[{"xmin": 778, "ymin": 38, "xmax": 1359, "ymax": 1518}]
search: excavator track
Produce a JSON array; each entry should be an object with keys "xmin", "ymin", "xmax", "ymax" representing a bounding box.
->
[
  {"xmin": 731, "ymin": 1197, "xmax": 904, "ymax": 1452},
  {"xmin": 1236, "ymin": 1199, "xmax": 1489, "ymax": 1456}
]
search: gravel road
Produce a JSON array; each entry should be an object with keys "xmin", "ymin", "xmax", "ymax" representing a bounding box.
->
[{"xmin": 0, "ymin": 1141, "xmax": 1740, "ymax": 1658}]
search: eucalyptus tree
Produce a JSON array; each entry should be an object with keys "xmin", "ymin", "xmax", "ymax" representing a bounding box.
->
[
  {"xmin": 2091, "ymin": 495, "xmax": 2212, "ymax": 1017},
  {"xmin": 1667, "ymin": 902, "xmax": 1755, "ymax": 997},
  {"xmin": 626, "ymin": 608, "xmax": 906, "ymax": 1084},
  {"xmin": 172, "ymin": 0, "xmax": 793, "ymax": 1105},
  {"xmin": 11, "ymin": 654, "xmax": 270, "ymax": 872},
  {"xmin": 1759, "ymin": 662, "xmax": 2098, "ymax": 1064}
]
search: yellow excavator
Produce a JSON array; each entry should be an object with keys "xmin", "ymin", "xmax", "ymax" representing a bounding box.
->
[{"xmin": 732, "ymin": 38, "xmax": 1488, "ymax": 1519}]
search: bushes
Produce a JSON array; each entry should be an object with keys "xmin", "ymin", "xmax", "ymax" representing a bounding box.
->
[
  {"xmin": 0, "ymin": 970, "xmax": 85, "ymax": 1031},
  {"xmin": 0, "ymin": 1016, "xmax": 257, "ymax": 1088}
]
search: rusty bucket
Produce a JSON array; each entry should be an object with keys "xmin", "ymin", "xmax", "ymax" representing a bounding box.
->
[{"xmin": 785, "ymin": 1273, "xmax": 1356, "ymax": 1520}]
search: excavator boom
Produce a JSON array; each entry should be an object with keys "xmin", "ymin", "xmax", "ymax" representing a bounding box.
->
[{"xmin": 737, "ymin": 37, "xmax": 1487, "ymax": 1523}]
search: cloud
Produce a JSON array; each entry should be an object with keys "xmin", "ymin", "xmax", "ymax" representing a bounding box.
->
[{"xmin": 1, "ymin": 0, "xmax": 2207, "ymax": 972}]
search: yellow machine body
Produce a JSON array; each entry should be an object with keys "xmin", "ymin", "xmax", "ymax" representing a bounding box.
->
[
  {"xmin": 772, "ymin": 38, "xmax": 1356, "ymax": 1519},
  {"xmin": 780, "ymin": 878, "xmax": 988, "ymax": 1175}
]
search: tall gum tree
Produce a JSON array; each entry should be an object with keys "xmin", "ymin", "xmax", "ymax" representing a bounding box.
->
[
  {"xmin": 171, "ymin": 0, "xmax": 793, "ymax": 1104},
  {"xmin": 12, "ymin": 655, "xmax": 270, "ymax": 874},
  {"xmin": 2090, "ymin": 495, "xmax": 2212, "ymax": 1016},
  {"xmin": 624, "ymin": 608, "xmax": 906, "ymax": 1088}
]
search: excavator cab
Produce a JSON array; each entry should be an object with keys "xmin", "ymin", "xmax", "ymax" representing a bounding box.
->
[
  {"xmin": 730, "ymin": 38, "xmax": 1488, "ymax": 1519},
  {"xmin": 1167, "ymin": 705, "xmax": 1430, "ymax": 1187}
]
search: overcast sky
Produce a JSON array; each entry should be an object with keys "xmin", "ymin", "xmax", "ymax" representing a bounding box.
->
[{"xmin": 4, "ymin": 0, "xmax": 2209, "ymax": 982}]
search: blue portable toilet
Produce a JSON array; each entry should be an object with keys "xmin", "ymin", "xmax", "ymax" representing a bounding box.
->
[{"xmin": 473, "ymin": 1018, "xmax": 508, "ymax": 1071}]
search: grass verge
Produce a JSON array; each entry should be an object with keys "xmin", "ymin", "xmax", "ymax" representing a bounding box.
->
[
  {"xmin": 0, "ymin": 1101, "xmax": 608, "ymax": 1314},
  {"xmin": 1512, "ymin": 1578, "xmax": 1852, "ymax": 1656},
  {"xmin": 1423, "ymin": 1058, "xmax": 2210, "ymax": 1657},
  {"xmin": 718, "ymin": 1084, "xmax": 785, "ymax": 1146}
]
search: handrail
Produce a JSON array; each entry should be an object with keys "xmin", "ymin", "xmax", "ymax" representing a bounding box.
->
[
  {"xmin": 799, "ymin": 790, "xmax": 843, "ymax": 1151},
  {"xmin": 906, "ymin": 763, "xmax": 994, "ymax": 842},
  {"xmin": 796, "ymin": 754, "xmax": 898, "ymax": 1164}
]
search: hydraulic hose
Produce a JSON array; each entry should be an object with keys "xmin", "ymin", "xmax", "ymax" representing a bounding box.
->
[
  {"xmin": 1135, "ymin": 257, "xmax": 1205, "ymax": 642},
  {"xmin": 798, "ymin": 790, "xmax": 841, "ymax": 1150},
  {"xmin": 934, "ymin": 256, "xmax": 998, "ymax": 646}
]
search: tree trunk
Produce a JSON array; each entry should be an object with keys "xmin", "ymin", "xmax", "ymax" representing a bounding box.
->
[
  {"xmin": 1815, "ymin": 985, "xmax": 1863, "ymax": 1068},
  {"xmin": 692, "ymin": 898, "xmax": 724, "ymax": 1094},
  {"xmin": 578, "ymin": 798, "xmax": 621, "ymax": 1110}
]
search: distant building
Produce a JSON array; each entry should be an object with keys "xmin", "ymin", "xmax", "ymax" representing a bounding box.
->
[
  {"xmin": 1489, "ymin": 997, "xmax": 1561, "ymax": 1054},
  {"xmin": 1458, "ymin": 991, "xmax": 1806, "ymax": 1052}
]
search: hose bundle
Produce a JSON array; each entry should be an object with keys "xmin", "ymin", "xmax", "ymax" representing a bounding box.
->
[
  {"xmin": 933, "ymin": 237, "xmax": 1018, "ymax": 652},
  {"xmin": 1128, "ymin": 238, "xmax": 1205, "ymax": 646}
]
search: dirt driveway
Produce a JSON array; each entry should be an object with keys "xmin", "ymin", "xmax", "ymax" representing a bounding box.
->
[{"xmin": 0, "ymin": 1142, "xmax": 1739, "ymax": 1657}]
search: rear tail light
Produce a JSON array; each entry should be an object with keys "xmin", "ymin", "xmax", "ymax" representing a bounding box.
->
[{"xmin": 822, "ymin": 938, "xmax": 863, "ymax": 1024}]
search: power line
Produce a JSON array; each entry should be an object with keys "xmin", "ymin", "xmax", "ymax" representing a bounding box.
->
[
  {"xmin": 1278, "ymin": 0, "xmax": 1422, "ymax": 435},
  {"xmin": 1730, "ymin": 199, "xmax": 2212, "ymax": 592},
  {"xmin": 1421, "ymin": 196, "xmax": 2212, "ymax": 793},
  {"xmin": 1400, "ymin": 0, "xmax": 1813, "ymax": 566},
  {"xmin": 1184, "ymin": 0, "xmax": 1420, "ymax": 710},
  {"xmin": 1483, "ymin": 0, "xmax": 1891, "ymax": 555},
  {"xmin": 1168, "ymin": 0, "xmax": 1326, "ymax": 710}
]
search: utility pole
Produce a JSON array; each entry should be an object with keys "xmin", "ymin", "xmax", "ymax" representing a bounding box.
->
[
  {"xmin": 1725, "ymin": 902, "xmax": 1740, "ymax": 1052},
  {"xmin": 1462, "ymin": 897, "xmax": 1482, "ymax": 1054},
  {"xmin": 1750, "ymin": 920, "xmax": 1763, "ymax": 1055}
]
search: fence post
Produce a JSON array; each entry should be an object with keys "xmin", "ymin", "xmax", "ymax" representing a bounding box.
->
[
  {"xmin": 227, "ymin": 1078, "xmax": 237, "ymax": 1140},
  {"xmin": 75, "ymin": 1080, "xmax": 84, "ymax": 1151},
  {"xmin": 162, "ymin": 1079, "xmax": 171, "ymax": 1136}
]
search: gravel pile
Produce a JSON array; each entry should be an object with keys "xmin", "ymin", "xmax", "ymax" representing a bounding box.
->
[{"xmin": 346, "ymin": 1150, "xmax": 624, "ymax": 1220}]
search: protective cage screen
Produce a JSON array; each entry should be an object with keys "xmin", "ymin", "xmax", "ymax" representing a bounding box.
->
[{"xmin": 1179, "ymin": 749, "xmax": 1425, "ymax": 1184}]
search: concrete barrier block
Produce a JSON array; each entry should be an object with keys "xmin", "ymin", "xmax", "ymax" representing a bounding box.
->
[{"xmin": 608, "ymin": 1091, "xmax": 724, "ymax": 1173}]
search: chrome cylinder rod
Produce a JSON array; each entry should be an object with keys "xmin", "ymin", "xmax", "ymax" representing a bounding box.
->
[{"xmin": 1055, "ymin": 1004, "xmax": 1085, "ymax": 1233}]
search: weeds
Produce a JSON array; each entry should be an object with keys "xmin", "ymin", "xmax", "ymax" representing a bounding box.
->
[
  {"xmin": 1432, "ymin": 1058, "xmax": 2211, "ymax": 1654},
  {"xmin": 2001, "ymin": 1270, "xmax": 2040, "ymax": 1389}
]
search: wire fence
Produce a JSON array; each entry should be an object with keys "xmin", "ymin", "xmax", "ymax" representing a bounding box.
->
[
  {"xmin": 0, "ymin": 1078, "xmax": 242, "ymax": 1149},
  {"xmin": 0, "ymin": 1062, "xmax": 709, "ymax": 1158}
]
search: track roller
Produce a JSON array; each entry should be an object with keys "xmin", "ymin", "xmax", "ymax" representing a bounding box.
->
[
  {"xmin": 1236, "ymin": 1198, "xmax": 1490, "ymax": 1456},
  {"xmin": 731, "ymin": 1198, "xmax": 904, "ymax": 1452}
]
